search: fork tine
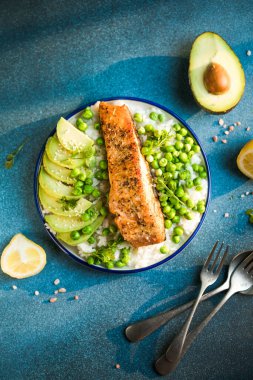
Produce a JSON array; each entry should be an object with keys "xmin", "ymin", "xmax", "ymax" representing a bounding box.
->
[
  {"xmin": 215, "ymin": 245, "xmax": 229, "ymax": 274},
  {"xmin": 204, "ymin": 241, "xmax": 219, "ymax": 269},
  {"xmin": 210, "ymin": 242, "xmax": 224, "ymax": 271},
  {"xmin": 240, "ymin": 252, "xmax": 253, "ymax": 269},
  {"xmin": 245, "ymin": 260, "xmax": 253, "ymax": 273}
]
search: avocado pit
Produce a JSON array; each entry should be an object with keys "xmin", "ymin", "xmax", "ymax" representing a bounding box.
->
[{"xmin": 203, "ymin": 62, "xmax": 230, "ymax": 95}]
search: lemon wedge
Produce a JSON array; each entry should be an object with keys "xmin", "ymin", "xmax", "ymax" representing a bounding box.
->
[
  {"xmin": 1, "ymin": 234, "xmax": 46, "ymax": 279},
  {"xmin": 237, "ymin": 140, "xmax": 253, "ymax": 179}
]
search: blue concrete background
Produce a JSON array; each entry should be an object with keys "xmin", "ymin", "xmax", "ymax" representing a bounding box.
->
[{"xmin": 0, "ymin": 0, "xmax": 252, "ymax": 379}]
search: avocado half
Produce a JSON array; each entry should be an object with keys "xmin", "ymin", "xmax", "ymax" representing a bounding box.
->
[{"xmin": 189, "ymin": 32, "xmax": 245, "ymax": 114}]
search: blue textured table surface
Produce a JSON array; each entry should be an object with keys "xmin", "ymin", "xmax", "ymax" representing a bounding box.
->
[{"xmin": 0, "ymin": 1, "xmax": 252, "ymax": 379}]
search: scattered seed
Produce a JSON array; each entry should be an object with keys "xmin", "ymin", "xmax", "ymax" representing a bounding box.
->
[
  {"xmin": 49, "ymin": 297, "xmax": 57, "ymax": 303},
  {"xmin": 224, "ymin": 213, "xmax": 230, "ymax": 218},
  {"xmin": 236, "ymin": 121, "xmax": 241, "ymax": 126},
  {"xmin": 224, "ymin": 131, "xmax": 229, "ymax": 135},
  {"xmin": 58, "ymin": 288, "xmax": 66, "ymax": 293},
  {"xmin": 223, "ymin": 124, "xmax": 227, "ymax": 128},
  {"xmin": 246, "ymin": 192, "xmax": 250, "ymax": 195},
  {"xmin": 213, "ymin": 209, "xmax": 217, "ymax": 213},
  {"xmin": 246, "ymin": 50, "xmax": 252, "ymax": 56},
  {"xmin": 12, "ymin": 285, "xmax": 17, "ymax": 290},
  {"xmin": 115, "ymin": 364, "xmax": 121, "ymax": 369},
  {"xmin": 74, "ymin": 295, "xmax": 79, "ymax": 300},
  {"xmin": 218, "ymin": 119, "xmax": 224, "ymax": 126},
  {"xmin": 54, "ymin": 279, "xmax": 60, "ymax": 285},
  {"xmin": 54, "ymin": 290, "xmax": 59, "ymax": 295},
  {"xmin": 34, "ymin": 290, "xmax": 39, "ymax": 296},
  {"xmin": 221, "ymin": 139, "xmax": 227, "ymax": 144},
  {"xmin": 241, "ymin": 194, "xmax": 245, "ymax": 198},
  {"xmin": 212, "ymin": 136, "xmax": 218, "ymax": 142},
  {"xmin": 246, "ymin": 127, "xmax": 250, "ymax": 131},
  {"xmin": 229, "ymin": 125, "xmax": 234, "ymax": 132}
]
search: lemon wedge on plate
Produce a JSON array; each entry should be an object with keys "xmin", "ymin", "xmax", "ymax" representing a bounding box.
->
[
  {"xmin": 237, "ymin": 140, "xmax": 253, "ymax": 179},
  {"xmin": 1, "ymin": 234, "xmax": 46, "ymax": 279}
]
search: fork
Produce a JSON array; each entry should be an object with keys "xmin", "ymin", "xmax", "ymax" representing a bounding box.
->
[
  {"xmin": 157, "ymin": 241, "xmax": 228, "ymax": 367},
  {"xmin": 155, "ymin": 250, "xmax": 253, "ymax": 375}
]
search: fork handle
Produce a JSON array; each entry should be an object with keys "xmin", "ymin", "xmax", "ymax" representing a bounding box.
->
[
  {"xmin": 155, "ymin": 288, "xmax": 235, "ymax": 375},
  {"xmin": 125, "ymin": 282, "xmax": 228, "ymax": 343}
]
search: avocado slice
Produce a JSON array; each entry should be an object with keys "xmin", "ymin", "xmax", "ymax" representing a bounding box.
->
[
  {"xmin": 45, "ymin": 135, "xmax": 86, "ymax": 169},
  {"xmin": 57, "ymin": 216, "xmax": 105, "ymax": 246},
  {"xmin": 57, "ymin": 117, "xmax": 94, "ymax": 153},
  {"xmin": 43, "ymin": 153, "xmax": 75, "ymax": 185},
  {"xmin": 38, "ymin": 186, "xmax": 92, "ymax": 217},
  {"xmin": 39, "ymin": 168, "xmax": 81, "ymax": 200},
  {"xmin": 189, "ymin": 32, "xmax": 245, "ymax": 114}
]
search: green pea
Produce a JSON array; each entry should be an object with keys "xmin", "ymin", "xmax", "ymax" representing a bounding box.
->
[
  {"xmin": 99, "ymin": 160, "xmax": 108, "ymax": 170},
  {"xmin": 76, "ymin": 118, "xmax": 88, "ymax": 132},
  {"xmin": 193, "ymin": 177, "xmax": 202, "ymax": 186},
  {"xmin": 146, "ymin": 155, "xmax": 154, "ymax": 163},
  {"xmin": 72, "ymin": 188, "xmax": 82, "ymax": 196},
  {"xmin": 174, "ymin": 203, "xmax": 181, "ymax": 210},
  {"xmin": 176, "ymin": 162, "xmax": 183, "ymax": 171},
  {"xmin": 121, "ymin": 254, "xmax": 130, "ymax": 264},
  {"xmin": 144, "ymin": 139, "xmax": 152, "ymax": 147},
  {"xmin": 172, "ymin": 235, "xmax": 181, "ymax": 244},
  {"xmin": 92, "ymin": 189, "xmax": 101, "ymax": 198},
  {"xmin": 78, "ymin": 172, "xmax": 86, "ymax": 181},
  {"xmin": 179, "ymin": 152, "xmax": 188, "ymax": 163},
  {"xmin": 102, "ymin": 228, "xmax": 110, "ymax": 236},
  {"xmin": 149, "ymin": 112, "xmax": 158, "ymax": 121},
  {"xmin": 87, "ymin": 256, "xmax": 95, "ymax": 265},
  {"xmin": 145, "ymin": 124, "xmax": 154, "ymax": 133},
  {"xmin": 163, "ymin": 205, "xmax": 171, "ymax": 214},
  {"xmin": 160, "ymin": 246, "xmax": 170, "ymax": 254},
  {"xmin": 96, "ymin": 137, "xmax": 104, "ymax": 146},
  {"xmin": 151, "ymin": 160, "xmax": 159, "ymax": 169},
  {"xmin": 158, "ymin": 114, "xmax": 165, "ymax": 122},
  {"xmin": 75, "ymin": 180, "xmax": 84, "ymax": 188},
  {"xmin": 166, "ymin": 146, "xmax": 175, "ymax": 153},
  {"xmin": 165, "ymin": 219, "xmax": 172, "ymax": 229},
  {"xmin": 160, "ymin": 201, "xmax": 167, "ymax": 207},
  {"xmin": 94, "ymin": 123, "xmax": 100, "ymax": 130},
  {"xmin": 173, "ymin": 123, "xmax": 181, "ymax": 132},
  {"xmin": 70, "ymin": 231, "xmax": 81, "ymax": 240},
  {"xmin": 186, "ymin": 180, "xmax": 194, "ymax": 188},
  {"xmin": 179, "ymin": 171, "xmax": 187, "ymax": 180},
  {"xmin": 82, "ymin": 107, "xmax": 93, "ymax": 120},
  {"xmin": 154, "ymin": 152, "xmax": 162, "ymax": 160},
  {"xmin": 70, "ymin": 168, "xmax": 81, "ymax": 178},
  {"xmin": 83, "ymin": 185, "xmax": 94, "ymax": 194},
  {"xmin": 185, "ymin": 137, "xmax": 194, "ymax": 145},
  {"xmin": 176, "ymin": 133, "xmax": 183, "ymax": 141},
  {"xmin": 141, "ymin": 147, "xmax": 150, "ymax": 156},
  {"xmin": 179, "ymin": 128, "xmax": 188, "ymax": 136},
  {"xmin": 159, "ymin": 158, "xmax": 167, "ymax": 167},
  {"xmin": 85, "ymin": 178, "xmax": 93, "ymax": 185},
  {"xmin": 159, "ymin": 193, "xmax": 168, "ymax": 202},
  {"xmin": 115, "ymin": 260, "xmax": 125, "ymax": 268},
  {"xmin": 172, "ymin": 215, "xmax": 180, "ymax": 224},
  {"xmin": 188, "ymin": 151, "xmax": 195, "ymax": 158},
  {"xmin": 109, "ymin": 225, "xmax": 117, "ymax": 234},
  {"xmin": 154, "ymin": 130, "xmax": 163, "ymax": 138},
  {"xmin": 192, "ymin": 164, "xmax": 199, "ymax": 172},
  {"xmin": 100, "ymin": 207, "xmax": 108, "ymax": 217},
  {"xmin": 175, "ymin": 141, "xmax": 184, "ymax": 150},
  {"xmin": 94, "ymin": 258, "xmax": 102, "ymax": 265},
  {"xmin": 134, "ymin": 113, "xmax": 143, "ymax": 123},
  {"xmin": 174, "ymin": 226, "xmax": 184, "ymax": 235},
  {"xmin": 186, "ymin": 199, "xmax": 195, "ymax": 209},
  {"xmin": 164, "ymin": 152, "xmax": 173, "ymax": 161},
  {"xmin": 200, "ymin": 171, "xmax": 207, "ymax": 179},
  {"xmin": 166, "ymin": 163, "xmax": 177, "ymax": 172},
  {"xmin": 185, "ymin": 212, "xmax": 193, "ymax": 220},
  {"xmin": 167, "ymin": 209, "xmax": 176, "ymax": 219},
  {"xmin": 82, "ymin": 226, "xmax": 92, "ymax": 234},
  {"xmin": 196, "ymin": 185, "xmax": 203, "ymax": 191},
  {"xmin": 138, "ymin": 127, "xmax": 146, "ymax": 135},
  {"xmin": 155, "ymin": 169, "xmax": 163, "ymax": 177},
  {"xmin": 197, "ymin": 205, "xmax": 206, "ymax": 214},
  {"xmin": 184, "ymin": 143, "xmax": 192, "ymax": 152},
  {"xmin": 179, "ymin": 207, "xmax": 187, "ymax": 216},
  {"xmin": 175, "ymin": 187, "xmax": 184, "ymax": 198},
  {"xmin": 181, "ymin": 194, "xmax": 189, "ymax": 203},
  {"xmin": 81, "ymin": 213, "xmax": 90, "ymax": 222},
  {"xmin": 88, "ymin": 236, "xmax": 96, "ymax": 244},
  {"xmin": 192, "ymin": 145, "xmax": 200, "ymax": 153},
  {"xmin": 106, "ymin": 261, "xmax": 114, "ymax": 269}
]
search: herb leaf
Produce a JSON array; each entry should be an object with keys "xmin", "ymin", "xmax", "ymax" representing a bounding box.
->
[
  {"xmin": 58, "ymin": 197, "xmax": 78, "ymax": 211},
  {"xmin": 5, "ymin": 138, "xmax": 29, "ymax": 169}
]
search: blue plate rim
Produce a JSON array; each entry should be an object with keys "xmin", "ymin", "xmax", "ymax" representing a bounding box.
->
[{"xmin": 34, "ymin": 96, "xmax": 211, "ymax": 274}]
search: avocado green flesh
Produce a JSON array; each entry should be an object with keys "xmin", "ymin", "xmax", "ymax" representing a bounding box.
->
[
  {"xmin": 46, "ymin": 135, "xmax": 86, "ymax": 169},
  {"xmin": 57, "ymin": 117, "xmax": 94, "ymax": 153},
  {"xmin": 57, "ymin": 216, "xmax": 105, "ymax": 246},
  {"xmin": 39, "ymin": 187, "xmax": 92, "ymax": 216},
  {"xmin": 43, "ymin": 153, "xmax": 75, "ymax": 184},
  {"xmin": 39, "ymin": 168, "xmax": 81, "ymax": 200},
  {"xmin": 189, "ymin": 32, "xmax": 245, "ymax": 113},
  {"xmin": 45, "ymin": 210, "xmax": 99, "ymax": 233}
]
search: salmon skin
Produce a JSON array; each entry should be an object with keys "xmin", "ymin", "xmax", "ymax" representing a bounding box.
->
[{"xmin": 99, "ymin": 102, "xmax": 165, "ymax": 248}]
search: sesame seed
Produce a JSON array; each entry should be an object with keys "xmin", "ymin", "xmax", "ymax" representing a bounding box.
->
[
  {"xmin": 49, "ymin": 297, "xmax": 57, "ymax": 303},
  {"xmin": 223, "ymin": 124, "xmax": 227, "ymax": 128},
  {"xmin": 221, "ymin": 139, "xmax": 227, "ymax": 144},
  {"xmin": 246, "ymin": 127, "xmax": 250, "ymax": 131},
  {"xmin": 12, "ymin": 285, "xmax": 17, "ymax": 290},
  {"xmin": 229, "ymin": 126, "xmax": 234, "ymax": 132},
  {"xmin": 224, "ymin": 131, "xmax": 229, "ymax": 135},
  {"xmin": 54, "ymin": 290, "xmax": 58, "ymax": 295},
  {"xmin": 54, "ymin": 279, "xmax": 60, "ymax": 285},
  {"xmin": 58, "ymin": 288, "xmax": 66, "ymax": 293},
  {"xmin": 212, "ymin": 136, "xmax": 218, "ymax": 142},
  {"xmin": 241, "ymin": 194, "xmax": 245, "ymax": 198},
  {"xmin": 213, "ymin": 209, "xmax": 217, "ymax": 213},
  {"xmin": 224, "ymin": 213, "xmax": 230, "ymax": 218},
  {"xmin": 246, "ymin": 192, "xmax": 250, "ymax": 195},
  {"xmin": 34, "ymin": 290, "xmax": 39, "ymax": 296},
  {"xmin": 218, "ymin": 119, "xmax": 224, "ymax": 126},
  {"xmin": 74, "ymin": 295, "xmax": 79, "ymax": 300},
  {"xmin": 236, "ymin": 121, "xmax": 241, "ymax": 126},
  {"xmin": 246, "ymin": 50, "xmax": 252, "ymax": 56},
  {"xmin": 115, "ymin": 364, "xmax": 120, "ymax": 369}
]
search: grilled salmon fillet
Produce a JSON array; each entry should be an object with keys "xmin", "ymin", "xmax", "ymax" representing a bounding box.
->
[{"xmin": 99, "ymin": 102, "xmax": 165, "ymax": 248}]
